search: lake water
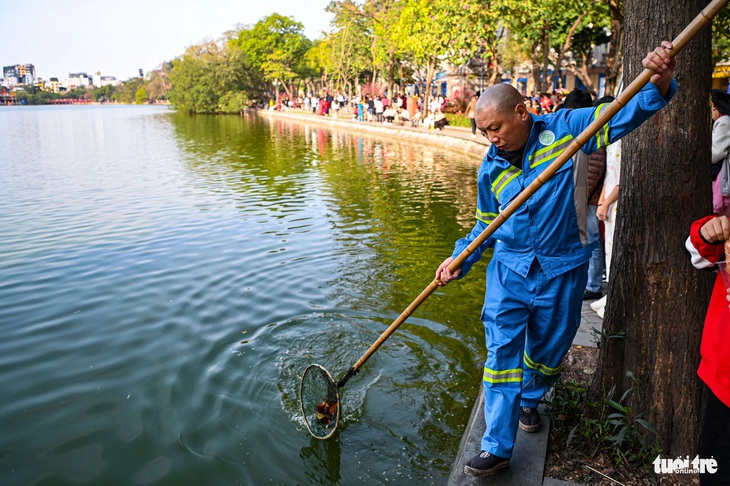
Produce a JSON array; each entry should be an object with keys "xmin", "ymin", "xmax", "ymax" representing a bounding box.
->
[{"xmin": 0, "ymin": 105, "xmax": 488, "ymax": 485}]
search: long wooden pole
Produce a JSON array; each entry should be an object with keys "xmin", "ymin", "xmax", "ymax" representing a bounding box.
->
[{"xmin": 335, "ymin": 0, "xmax": 730, "ymax": 389}]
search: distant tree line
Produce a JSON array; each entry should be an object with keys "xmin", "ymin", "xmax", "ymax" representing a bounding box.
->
[
  {"xmin": 166, "ymin": 1, "xmax": 628, "ymax": 114},
  {"xmin": 19, "ymin": 0, "xmax": 730, "ymax": 111},
  {"xmin": 13, "ymin": 63, "xmax": 173, "ymax": 105},
  {"xmin": 165, "ymin": 0, "xmax": 730, "ymax": 115}
]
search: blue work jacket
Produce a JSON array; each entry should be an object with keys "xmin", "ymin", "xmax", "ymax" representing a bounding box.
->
[{"xmin": 453, "ymin": 80, "xmax": 678, "ymax": 280}]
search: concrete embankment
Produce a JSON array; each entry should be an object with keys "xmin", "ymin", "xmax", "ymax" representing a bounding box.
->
[{"xmin": 258, "ymin": 108, "xmax": 490, "ymax": 159}]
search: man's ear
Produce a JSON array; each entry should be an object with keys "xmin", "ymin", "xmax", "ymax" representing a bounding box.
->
[{"xmin": 515, "ymin": 103, "xmax": 530, "ymax": 120}]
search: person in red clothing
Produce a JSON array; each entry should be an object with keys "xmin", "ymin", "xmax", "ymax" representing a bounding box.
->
[{"xmin": 685, "ymin": 215, "xmax": 730, "ymax": 484}]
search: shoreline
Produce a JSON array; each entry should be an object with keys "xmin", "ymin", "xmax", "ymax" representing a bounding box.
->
[{"xmin": 257, "ymin": 108, "xmax": 490, "ymax": 160}]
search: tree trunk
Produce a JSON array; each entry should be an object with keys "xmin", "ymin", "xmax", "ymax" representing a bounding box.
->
[
  {"xmin": 422, "ymin": 60, "xmax": 437, "ymax": 120},
  {"xmin": 595, "ymin": 0, "xmax": 712, "ymax": 458},
  {"xmin": 531, "ymin": 44, "xmax": 544, "ymax": 93},
  {"xmin": 565, "ymin": 54, "xmax": 595, "ymax": 94}
]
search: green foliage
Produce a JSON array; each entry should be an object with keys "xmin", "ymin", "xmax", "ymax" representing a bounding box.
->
[
  {"xmin": 445, "ymin": 112, "xmax": 471, "ymax": 128},
  {"xmin": 235, "ymin": 13, "xmax": 312, "ymax": 96},
  {"xmin": 217, "ymin": 91, "xmax": 251, "ymax": 113},
  {"xmin": 113, "ymin": 77, "xmax": 145, "ymax": 104},
  {"xmin": 92, "ymin": 84, "xmax": 115, "ymax": 102},
  {"xmin": 315, "ymin": 1, "xmax": 373, "ymax": 91},
  {"xmin": 135, "ymin": 87, "xmax": 148, "ymax": 104},
  {"xmin": 168, "ymin": 38, "xmax": 254, "ymax": 113},
  {"xmin": 14, "ymin": 88, "xmax": 61, "ymax": 105},
  {"xmin": 549, "ymin": 371, "xmax": 661, "ymax": 472},
  {"xmin": 502, "ymin": 0, "xmax": 610, "ymax": 91},
  {"xmin": 713, "ymin": 8, "xmax": 730, "ymax": 64}
]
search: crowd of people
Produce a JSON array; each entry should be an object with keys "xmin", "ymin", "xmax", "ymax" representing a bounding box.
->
[
  {"xmin": 269, "ymin": 88, "xmax": 576, "ymax": 137},
  {"xmin": 269, "ymin": 90, "xmax": 454, "ymax": 130}
]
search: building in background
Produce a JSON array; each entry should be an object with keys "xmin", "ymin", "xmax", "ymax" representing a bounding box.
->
[
  {"xmin": 3, "ymin": 64, "xmax": 36, "ymax": 87},
  {"xmin": 63, "ymin": 73, "xmax": 92, "ymax": 90},
  {"xmin": 47, "ymin": 78, "xmax": 60, "ymax": 93},
  {"xmin": 92, "ymin": 72, "xmax": 119, "ymax": 88}
]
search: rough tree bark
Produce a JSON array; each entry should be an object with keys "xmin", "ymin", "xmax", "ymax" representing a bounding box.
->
[{"xmin": 595, "ymin": 0, "xmax": 713, "ymax": 458}]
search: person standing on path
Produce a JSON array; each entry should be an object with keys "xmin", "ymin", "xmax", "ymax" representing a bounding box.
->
[
  {"xmin": 465, "ymin": 92, "xmax": 479, "ymax": 137},
  {"xmin": 436, "ymin": 41, "xmax": 678, "ymax": 477},
  {"xmin": 592, "ymin": 137, "xmax": 621, "ymax": 318}
]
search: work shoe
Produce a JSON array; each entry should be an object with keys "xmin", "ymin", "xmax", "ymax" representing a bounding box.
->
[
  {"xmin": 463, "ymin": 451, "xmax": 510, "ymax": 477},
  {"xmin": 583, "ymin": 290, "xmax": 602, "ymax": 300},
  {"xmin": 519, "ymin": 407, "xmax": 541, "ymax": 432}
]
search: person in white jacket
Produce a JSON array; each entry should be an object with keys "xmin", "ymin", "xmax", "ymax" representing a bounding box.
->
[{"xmin": 711, "ymin": 90, "xmax": 730, "ymax": 216}]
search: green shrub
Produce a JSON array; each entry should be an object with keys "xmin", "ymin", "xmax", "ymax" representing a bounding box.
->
[{"xmin": 445, "ymin": 112, "xmax": 471, "ymax": 128}]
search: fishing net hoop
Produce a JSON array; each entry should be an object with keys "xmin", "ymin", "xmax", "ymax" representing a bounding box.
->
[{"xmin": 299, "ymin": 364, "xmax": 340, "ymax": 440}]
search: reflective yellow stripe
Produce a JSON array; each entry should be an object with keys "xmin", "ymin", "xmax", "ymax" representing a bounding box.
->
[
  {"xmin": 490, "ymin": 166, "xmax": 522, "ymax": 196},
  {"xmin": 528, "ymin": 135, "xmax": 573, "ymax": 169},
  {"xmin": 476, "ymin": 209, "xmax": 498, "ymax": 225},
  {"xmin": 594, "ymin": 104, "xmax": 610, "ymax": 149},
  {"xmin": 523, "ymin": 352, "xmax": 562, "ymax": 376},
  {"xmin": 483, "ymin": 367, "xmax": 523, "ymax": 384}
]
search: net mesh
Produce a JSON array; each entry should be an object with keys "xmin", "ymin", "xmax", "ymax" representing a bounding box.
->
[{"xmin": 300, "ymin": 364, "xmax": 340, "ymax": 439}]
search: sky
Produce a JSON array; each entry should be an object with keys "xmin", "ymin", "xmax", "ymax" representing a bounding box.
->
[{"xmin": 1, "ymin": 0, "xmax": 334, "ymax": 81}]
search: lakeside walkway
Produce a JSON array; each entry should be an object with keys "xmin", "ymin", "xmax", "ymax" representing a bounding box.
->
[
  {"xmin": 259, "ymin": 107, "xmax": 490, "ymax": 159},
  {"xmin": 260, "ymin": 107, "xmax": 603, "ymax": 485}
]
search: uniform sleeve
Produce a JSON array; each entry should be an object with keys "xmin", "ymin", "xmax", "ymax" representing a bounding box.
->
[
  {"xmin": 566, "ymin": 79, "xmax": 679, "ymax": 155},
  {"xmin": 451, "ymin": 164, "xmax": 499, "ymax": 278},
  {"xmin": 685, "ymin": 215, "xmax": 725, "ymax": 270}
]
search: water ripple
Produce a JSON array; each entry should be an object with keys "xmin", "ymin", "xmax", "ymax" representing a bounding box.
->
[{"xmin": 0, "ymin": 106, "xmax": 483, "ymax": 485}]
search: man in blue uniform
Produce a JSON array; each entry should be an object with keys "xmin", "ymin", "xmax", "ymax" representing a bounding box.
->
[{"xmin": 436, "ymin": 41, "xmax": 678, "ymax": 477}]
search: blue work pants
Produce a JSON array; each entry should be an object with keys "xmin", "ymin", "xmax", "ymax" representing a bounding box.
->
[{"xmin": 480, "ymin": 259, "xmax": 587, "ymax": 458}]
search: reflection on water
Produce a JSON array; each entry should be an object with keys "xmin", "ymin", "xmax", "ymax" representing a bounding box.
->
[
  {"xmin": 0, "ymin": 105, "xmax": 487, "ymax": 485},
  {"xmin": 301, "ymin": 436, "xmax": 342, "ymax": 485}
]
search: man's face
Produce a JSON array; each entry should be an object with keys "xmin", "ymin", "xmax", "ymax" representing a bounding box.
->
[{"xmin": 476, "ymin": 103, "xmax": 531, "ymax": 152}]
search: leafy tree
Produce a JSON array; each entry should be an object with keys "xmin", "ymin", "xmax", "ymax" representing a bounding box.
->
[
  {"xmin": 217, "ymin": 91, "xmax": 251, "ymax": 113},
  {"xmin": 146, "ymin": 61, "xmax": 173, "ymax": 101},
  {"xmin": 390, "ymin": 0, "xmax": 492, "ymax": 114},
  {"xmin": 135, "ymin": 87, "xmax": 148, "ymax": 104},
  {"xmin": 65, "ymin": 86, "xmax": 89, "ymax": 100},
  {"xmin": 113, "ymin": 77, "xmax": 145, "ymax": 103},
  {"xmin": 92, "ymin": 84, "xmax": 115, "ymax": 102},
  {"xmin": 321, "ymin": 0, "xmax": 372, "ymax": 95},
  {"xmin": 236, "ymin": 13, "xmax": 312, "ymax": 100},
  {"xmin": 168, "ymin": 36, "xmax": 255, "ymax": 113},
  {"xmin": 14, "ymin": 87, "xmax": 61, "ymax": 105},
  {"xmin": 502, "ymin": 0, "xmax": 609, "ymax": 93}
]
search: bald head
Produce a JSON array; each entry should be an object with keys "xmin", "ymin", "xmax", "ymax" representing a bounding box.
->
[
  {"xmin": 476, "ymin": 84, "xmax": 525, "ymax": 116},
  {"xmin": 474, "ymin": 84, "xmax": 532, "ymax": 152}
]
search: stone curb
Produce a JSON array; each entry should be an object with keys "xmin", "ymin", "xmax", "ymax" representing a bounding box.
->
[{"xmin": 258, "ymin": 109, "xmax": 490, "ymax": 159}]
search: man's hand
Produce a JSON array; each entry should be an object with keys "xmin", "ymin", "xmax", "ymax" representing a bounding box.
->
[
  {"xmin": 436, "ymin": 257, "xmax": 461, "ymax": 287},
  {"xmin": 642, "ymin": 40, "xmax": 676, "ymax": 96},
  {"xmin": 700, "ymin": 216, "xmax": 730, "ymax": 244}
]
